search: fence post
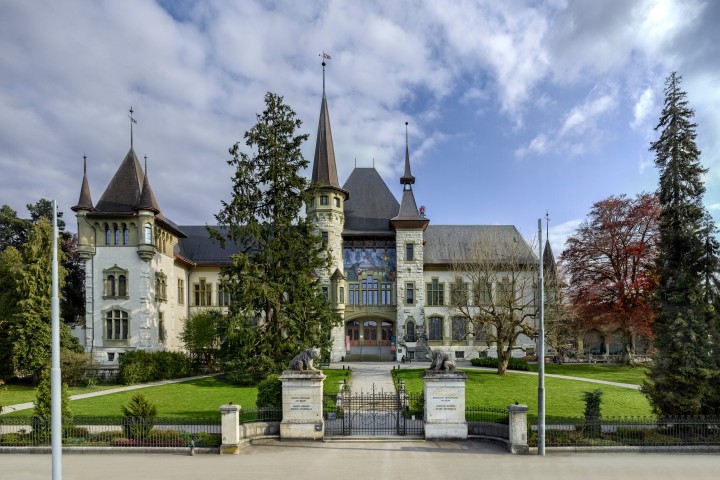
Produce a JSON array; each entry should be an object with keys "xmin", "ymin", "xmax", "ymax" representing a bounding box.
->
[
  {"xmin": 219, "ymin": 404, "xmax": 241, "ymax": 454},
  {"xmin": 507, "ymin": 404, "xmax": 529, "ymax": 454}
]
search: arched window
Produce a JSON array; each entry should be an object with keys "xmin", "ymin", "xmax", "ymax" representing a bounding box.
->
[
  {"xmin": 106, "ymin": 275, "xmax": 116, "ymax": 297},
  {"xmin": 452, "ymin": 317, "xmax": 466, "ymax": 341},
  {"xmin": 105, "ymin": 225, "xmax": 111, "ymax": 245},
  {"xmin": 114, "ymin": 224, "xmax": 120, "ymax": 245},
  {"xmin": 144, "ymin": 223, "xmax": 152, "ymax": 244},
  {"xmin": 428, "ymin": 316, "xmax": 443, "ymax": 341},
  {"xmin": 123, "ymin": 224, "xmax": 129, "ymax": 245},
  {"xmin": 405, "ymin": 320, "xmax": 416, "ymax": 342},
  {"xmin": 118, "ymin": 275, "xmax": 127, "ymax": 297}
]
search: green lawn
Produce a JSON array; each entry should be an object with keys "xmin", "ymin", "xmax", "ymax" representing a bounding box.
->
[
  {"xmin": 1, "ymin": 382, "xmax": 117, "ymax": 407},
  {"xmin": 323, "ymin": 368, "xmax": 351, "ymax": 395},
  {"xmin": 527, "ymin": 363, "xmax": 650, "ymax": 385},
  {"xmin": 394, "ymin": 369, "xmax": 653, "ymax": 419}
]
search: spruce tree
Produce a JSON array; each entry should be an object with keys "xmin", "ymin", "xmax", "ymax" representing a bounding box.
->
[
  {"xmin": 213, "ymin": 92, "xmax": 339, "ymax": 384},
  {"xmin": 642, "ymin": 72, "xmax": 714, "ymax": 415}
]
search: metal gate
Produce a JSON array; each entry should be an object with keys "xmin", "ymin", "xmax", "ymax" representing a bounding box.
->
[{"xmin": 324, "ymin": 385, "xmax": 423, "ymax": 437}]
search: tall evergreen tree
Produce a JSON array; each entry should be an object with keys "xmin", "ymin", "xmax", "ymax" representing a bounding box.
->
[
  {"xmin": 642, "ymin": 72, "xmax": 714, "ymax": 415},
  {"xmin": 213, "ymin": 92, "xmax": 339, "ymax": 384}
]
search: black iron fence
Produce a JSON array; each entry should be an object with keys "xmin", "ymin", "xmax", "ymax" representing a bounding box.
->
[
  {"xmin": 239, "ymin": 407, "xmax": 282, "ymax": 424},
  {"xmin": 531, "ymin": 415, "xmax": 720, "ymax": 447},
  {"xmin": 465, "ymin": 405, "xmax": 508, "ymax": 423},
  {"xmin": 0, "ymin": 416, "xmax": 222, "ymax": 448}
]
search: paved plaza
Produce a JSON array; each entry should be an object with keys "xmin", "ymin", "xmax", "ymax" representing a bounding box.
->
[{"xmin": 2, "ymin": 440, "xmax": 720, "ymax": 480}]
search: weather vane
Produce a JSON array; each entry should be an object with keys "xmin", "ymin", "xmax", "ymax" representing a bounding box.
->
[
  {"xmin": 129, "ymin": 106, "xmax": 138, "ymax": 149},
  {"xmin": 319, "ymin": 52, "xmax": 331, "ymax": 94}
]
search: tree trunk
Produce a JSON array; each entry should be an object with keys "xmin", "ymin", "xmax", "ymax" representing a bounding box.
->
[{"xmin": 496, "ymin": 343, "xmax": 509, "ymax": 375}]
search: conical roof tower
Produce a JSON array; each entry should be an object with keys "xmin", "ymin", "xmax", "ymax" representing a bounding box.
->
[
  {"xmin": 391, "ymin": 123, "xmax": 428, "ymax": 230},
  {"xmin": 71, "ymin": 156, "xmax": 94, "ymax": 212}
]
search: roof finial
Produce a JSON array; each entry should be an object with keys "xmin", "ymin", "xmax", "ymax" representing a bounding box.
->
[
  {"xmin": 83, "ymin": 155, "xmax": 87, "ymax": 175},
  {"xmin": 545, "ymin": 211, "xmax": 550, "ymax": 239},
  {"xmin": 400, "ymin": 121, "xmax": 415, "ymax": 188},
  {"xmin": 319, "ymin": 51, "xmax": 331, "ymax": 97},
  {"xmin": 129, "ymin": 106, "xmax": 138, "ymax": 149},
  {"xmin": 354, "ymin": 157, "xmax": 357, "ymax": 168},
  {"xmin": 373, "ymin": 157, "xmax": 375, "ymax": 168},
  {"xmin": 144, "ymin": 155, "xmax": 148, "ymax": 176}
]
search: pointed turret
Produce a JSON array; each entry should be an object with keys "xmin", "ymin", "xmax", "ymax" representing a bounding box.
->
[
  {"xmin": 543, "ymin": 238, "xmax": 557, "ymax": 276},
  {"xmin": 72, "ymin": 156, "xmax": 94, "ymax": 212},
  {"xmin": 136, "ymin": 156, "xmax": 162, "ymax": 215},
  {"xmin": 95, "ymin": 148, "xmax": 144, "ymax": 213},
  {"xmin": 391, "ymin": 123, "xmax": 428, "ymax": 230}
]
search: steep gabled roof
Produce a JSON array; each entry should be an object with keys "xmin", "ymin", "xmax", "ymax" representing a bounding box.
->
[
  {"xmin": 423, "ymin": 225, "xmax": 536, "ymax": 265},
  {"xmin": 342, "ymin": 168, "xmax": 399, "ymax": 235},
  {"xmin": 94, "ymin": 148, "xmax": 144, "ymax": 213}
]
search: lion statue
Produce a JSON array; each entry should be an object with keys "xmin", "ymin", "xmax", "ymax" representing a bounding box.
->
[
  {"xmin": 290, "ymin": 347, "xmax": 321, "ymax": 371},
  {"xmin": 429, "ymin": 349, "xmax": 456, "ymax": 372}
]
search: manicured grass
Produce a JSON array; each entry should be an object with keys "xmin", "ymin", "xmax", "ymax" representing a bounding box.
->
[
  {"xmin": 1, "ymin": 382, "xmax": 117, "ymax": 407},
  {"xmin": 323, "ymin": 368, "xmax": 352, "ymax": 395},
  {"xmin": 68, "ymin": 376, "xmax": 257, "ymax": 418},
  {"xmin": 527, "ymin": 363, "xmax": 650, "ymax": 385},
  {"xmin": 394, "ymin": 369, "xmax": 653, "ymax": 419}
]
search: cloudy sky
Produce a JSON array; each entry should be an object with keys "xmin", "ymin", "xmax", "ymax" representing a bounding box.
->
[{"xmin": 2, "ymin": 0, "xmax": 719, "ymax": 254}]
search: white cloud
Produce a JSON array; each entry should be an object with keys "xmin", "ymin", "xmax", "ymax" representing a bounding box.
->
[
  {"xmin": 548, "ymin": 217, "xmax": 582, "ymax": 258},
  {"xmin": 631, "ymin": 88, "xmax": 655, "ymax": 129}
]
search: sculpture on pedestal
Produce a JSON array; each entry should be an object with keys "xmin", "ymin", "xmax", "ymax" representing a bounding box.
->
[
  {"xmin": 290, "ymin": 347, "xmax": 321, "ymax": 371},
  {"xmin": 429, "ymin": 348, "xmax": 456, "ymax": 372}
]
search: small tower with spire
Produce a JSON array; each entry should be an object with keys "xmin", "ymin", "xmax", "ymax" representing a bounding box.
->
[
  {"xmin": 391, "ymin": 123, "xmax": 429, "ymax": 358},
  {"xmin": 307, "ymin": 54, "xmax": 349, "ymax": 361},
  {"xmin": 72, "ymin": 155, "xmax": 96, "ymax": 260}
]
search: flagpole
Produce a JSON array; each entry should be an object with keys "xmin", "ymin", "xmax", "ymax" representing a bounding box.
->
[
  {"xmin": 537, "ymin": 218, "xmax": 546, "ymax": 456},
  {"xmin": 51, "ymin": 199, "xmax": 62, "ymax": 479}
]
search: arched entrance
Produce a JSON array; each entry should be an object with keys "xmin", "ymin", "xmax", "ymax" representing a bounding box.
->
[{"xmin": 345, "ymin": 318, "xmax": 395, "ymax": 361}]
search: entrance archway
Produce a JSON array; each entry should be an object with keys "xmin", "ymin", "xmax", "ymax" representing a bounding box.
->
[{"xmin": 345, "ymin": 318, "xmax": 395, "ymax": 361}]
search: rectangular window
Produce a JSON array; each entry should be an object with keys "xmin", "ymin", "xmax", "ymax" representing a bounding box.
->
[
  {"xmin": 474, "ymin": 281, "xmax": 491, "ymax": 306},
  {"xmin": 194, "ymin": 279, "xmax": 212, "ymax": 306},
  {"xmin": 158, "ymin": 312, "xmax": 165, "ymax": 343},
  {"xmin": 452, "ymin": 317, "xmax": 466, "ymax": 341},
  {"xmin": 320, "ymin": 195, "xmax": 329, "ymax": 206},
  {"xmin": 380, "ymin": 283, "xmax": 392, "ymax": 305},
  {"xmin": 107, "ymin": 352, "xmax": 115, "ymax": 362},
  {"xmin": 450, "ymin": 279, "xmax": 469, "ymax": 305},
  {"xmin": 361, "ymin": 275, "xmax": 379, "ymax": 305},
  {"xmin": 155, "ymin": 274, "xmax": 167, "ymax": 303},
  {"xmin": 497, "ymin": 277, "xmax": 512, "ymax": 303},
  {"xmin": 178, "ymin": 279, "xmax": 185, "ymax": 305},
  {"xmin": 321, "ymin": 231, "xmax": 328, "ymax": 247},
  {"xmin": 322, "ymin": 286, "xmax": 329, "ymax": 301},
  {"xmin": 428, "ymin": 317, "xmax": 443, "ymax": 341},
  {"xmin": 218, "ymin": 287, "xmax": 231, "ymax": 306},
  {"xmin": 406, "ymin": 243, "xmax": 414, "ymax": 261},
  {"xmin": 349, "ymin": 283, "xmax": 359, "ymax": 305},
  {"xmin": 339, "ymin": 286, "xmax": 344, "ymax": 304},
  {"xmin": 105, "ymin": 310, "xmax": 128, "ymax": 340},
  {"xmin": 426, "ymin": 278, "xmax": 445, "ymax": 306},
  {"xmin": 406, "ymin": 282, "xmax": 414, "ymax": 304},
  {"xmin": 334, "ymin": 197, "xmax": 340, "ymax": 207},
  {"xmin": 455, "ymin": 350, "xmax": 465, "ymax": 359}
]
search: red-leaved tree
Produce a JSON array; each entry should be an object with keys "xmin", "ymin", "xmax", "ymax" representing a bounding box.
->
[{"xmin": 560, "ymin": 193, "xmax": 660, "ymax": 363}]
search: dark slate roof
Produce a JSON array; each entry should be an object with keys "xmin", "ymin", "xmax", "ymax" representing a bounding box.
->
[
  {"xmin": 400, "ymin": 137, "xmax": 415, "ymax": 185},
  {"xmin": 342, "ymin": 168, "xmax": 399, "ymax": 235},
  {"xmin": 423, "ymin": 225, "xmax": 537, "ymax": 265},
  {"xmin": 393, "ymin": 189, "xmax": 424, "ymax": 221},
  {"xmin": 137, "ymin": 170, "xmax": 161, "ymax": 214},
  {"xmin": 95, "ymin": 148, "xmax": 144, "ymax": 213},
  {"xmin": 71, "ymin": 160, "xmax": 94, "ymax": 212},
  {"xmin": 176, "ymin": 226, "xmax": 243, "ymax": 265},
  {"xmin": 311, "ymin": 94, "xmax": 341, "ymax": 189},
  {"xmin": 543, "ymin": 238, "xmax": 557, "ymax": 275}
]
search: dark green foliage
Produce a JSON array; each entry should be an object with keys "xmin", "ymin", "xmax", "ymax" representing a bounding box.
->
[
  {"xmin": 121, "ymin": 393, "xmax": 157, "ymax": 439},
  {"xmin": 643, "ymin": 72, "xmax": 717, "ymax": 415},
  {"xmin": 60, "ymin": 349, "xmax": 90, "ymax": 386},
  {"xmin": 470, "ymin": 357, "xmax": 530, "ymax": 371},
  {"xmin": 583, "ymin": 389, "xmax": 603, "ymax": 437},
  {"xmin": 0, "ymin": 204, "xmax": 31, "ymax": 251},
  {"xmin": 117, "ymin": 350, "xmax": 193, "ymax": 385},
  {"xmin": 256, "ymin": 374, "xmax": 282, "ymax": 409},
  {"xmin": 181, "ymin": 309, "xmax": 226, "ymax": 370},
  {"xmin": 212, "ymin": 92, "xmax": 340, "ymax": 383},
  {"xmin": 33, "ymin": 368, "xmax": 72, "ymax": 439}
]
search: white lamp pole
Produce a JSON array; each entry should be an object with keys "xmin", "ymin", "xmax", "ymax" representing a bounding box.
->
[
  {"xmin": 51, "ymin": 199, "xmax": 62, "ymax": 479},
  {"xmin": 537, "ymin": 218, "xmax": 546, "ymax": 455}
]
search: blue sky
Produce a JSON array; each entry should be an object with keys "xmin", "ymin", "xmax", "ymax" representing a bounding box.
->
[{"xmin": 1, "ymin": 0, "xmax": 719, "ymax": 255}]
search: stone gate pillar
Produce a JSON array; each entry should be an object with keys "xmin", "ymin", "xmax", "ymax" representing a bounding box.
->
[
  {"xmin": 423, "ymin": 370, "xmax": 468, "ymax": 439},
  {"xmin": 279, "ymin": 370, "xmax": 325, "ymax": 440}
]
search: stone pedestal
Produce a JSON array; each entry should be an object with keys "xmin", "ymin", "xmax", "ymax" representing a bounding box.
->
[
  {"xmin": 279, "ymin": 370, "xmax": 325, "ymax": 440},
  {"xmin": 507, "ymin": 404, "xmax": 529, "ymax": 454},
  {"xmin": 219, "ymin": 404, "xmax": 241, "ymax": 454},
  {"xmin": 423, "ymin": 370, "xmax": 468, "ymax": 439}
]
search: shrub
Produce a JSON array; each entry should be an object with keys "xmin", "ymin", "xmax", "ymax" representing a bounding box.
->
[
  {"xmin": 582, "ymin": 389, "xmax": 603, "ymax": 438},
  {"xmin": 118, "ymin": 350, "xmax": 193, "ymax": 385},
  {"xmin": 470, "ymin": 357, "xmax": 530, "ymax": 371},
  {"xmin": 121, "ymin": 393, "xmax": 157, "ymax": 439},
  {"xmin": 256, "ymin": 374, "xmax": 282, "ymax": 409},
  {"xmin": 60, "ymin": 349, "xmax": 91, "ymax": 386}
]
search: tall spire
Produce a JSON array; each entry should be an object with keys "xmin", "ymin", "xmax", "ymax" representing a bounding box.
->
[
  {"xmin": 310, "ymin": 54, "xmax": 347, "ymax": 198},
  {"xmin": 400, "ymin": 121, "xmax": 415, "ymax": 188},
  {"xmin": 137, "ymin": 155, "xmax": 161, "ymax": 214},
  {"xmin": 71, "ymin": 155, "xmax": 94, "ymax": 212},
  {"xmin": 129, "ymin": 106, "xmax": 137, "ymax": 149}
]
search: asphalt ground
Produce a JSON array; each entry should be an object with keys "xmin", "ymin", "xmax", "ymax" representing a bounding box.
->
[{"xmin": 2, "ymin": 440, "xmax": 719, "ymax": 480}]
